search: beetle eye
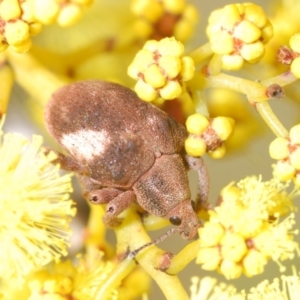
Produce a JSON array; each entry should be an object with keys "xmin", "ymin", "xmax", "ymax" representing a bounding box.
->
[{"xmin": 169, "ymin": 216, "xmax": 182, "ymax": 226}]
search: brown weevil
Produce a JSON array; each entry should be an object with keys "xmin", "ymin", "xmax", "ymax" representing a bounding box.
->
[{"xmin": 45, "ymin": 80, "xmax": 209, "ymax": 240}]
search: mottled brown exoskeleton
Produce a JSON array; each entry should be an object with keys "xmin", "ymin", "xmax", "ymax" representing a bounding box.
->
[{"xmin": 45, "ymin": 80, "xmax": 209, "ymax": 239}]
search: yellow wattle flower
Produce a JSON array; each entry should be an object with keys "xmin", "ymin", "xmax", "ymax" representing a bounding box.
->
[
  {"xmin": 190, "ymin": 268, "xmax": 300, "ymax": 300},
  {"xmin": 0, "ymin": 132, "xmax": 76, "ymax": 284},
  {"xmin": 0, "ymin": 0, "xmax": 42, "ymax": 52},
  {"xmin": 196, "ymin": 176, "xmax": 298, "ymax": 280},
  {"xmin": 128, "ymin": 37, "xmax": 195, "ymax": 102},
  {"xmin": 206, "ymin": 3, "xmax": 273, "ymax": 70},
  {"xmin": 288, "ymin": 33, "xmax": 300, "ymax": 78},
  {"xmin": 0, "ymin": 0, "xmax": 93, "ymax": 53},
  {"xmin": 131, "ymin": 0, "xmax": 198, "ymax": 42},
  {"xmin": 270, "ymin": 123, "xmax": 300, "ymax": 186},
  {"xmin": 190, "ymin": 276, "xmax": 243, "ymax": 300},
  {"xmin": 33, "ymin": 0, "xmax": 93, "ymax": 27},
  {"xmin": 184, "ymin": 113, "xmax": 234, "ymax": 158},
  {"xmin": 27, "ymin": 248, "xmax": 117, "ymax": 300}
]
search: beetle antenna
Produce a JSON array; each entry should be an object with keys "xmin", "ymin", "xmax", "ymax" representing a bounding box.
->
[{"xmin": 127, "ymin": 227, "xmax": 179, "ymax": 259}]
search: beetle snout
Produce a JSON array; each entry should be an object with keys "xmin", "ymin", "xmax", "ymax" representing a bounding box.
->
[
  {"xmin": 179, "ymin": 219, "xmax": 200, "ymax": 240},
  {"xmin": 166, "ymin": 199, "xmax": 200, "ymax": 240}
]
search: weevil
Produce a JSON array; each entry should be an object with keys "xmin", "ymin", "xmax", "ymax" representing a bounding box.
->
[{"xmin": 45, "ymin": 80, "xmax": 209, "ymax": 240}]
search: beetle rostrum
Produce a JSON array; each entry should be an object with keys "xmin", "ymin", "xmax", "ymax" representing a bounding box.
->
[{"xmin": 45, "ymin": 80, "xmax": 209, "ymax": 240}]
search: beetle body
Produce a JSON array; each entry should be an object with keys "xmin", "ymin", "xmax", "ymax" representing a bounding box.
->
[{"xmin": 45, "ymin": 80, "xmax": 208, "ymax": 239}]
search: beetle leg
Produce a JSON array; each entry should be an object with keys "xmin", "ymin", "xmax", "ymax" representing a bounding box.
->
[
  {"xmin": 45, "ymin": 148, "xmax": 88, "ymax": 174},
  {"xmin": 85, "ymin": 188, "xmax": 123, "ymax": 204},
  {"xmin": 78, "ymin": 174, "xmax": 135, "ymax": 226},
  {"xmin": 76, "ymin": 174, "xmax": 124, "ymax": 204},
  {"xmin": 183, "ymin": 154, "xmax": 210, "ymax": 211},
  {"xmin": 104, "ymin": 190, "xmax": 136, "ymax": 227}
]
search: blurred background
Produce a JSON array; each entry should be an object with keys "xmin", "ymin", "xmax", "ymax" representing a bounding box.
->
[{"xmin": 3, "ymin": 0, "xmax": 300, "ymax": 298}]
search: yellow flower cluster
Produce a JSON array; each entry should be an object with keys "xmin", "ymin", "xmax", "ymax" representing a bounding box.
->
[
  {"xmin": 0, "ymin": 0, "xmax": 42, "ymax": 52},
  {"xmin": 184, "ymin": 113, "xmax": 234, "ymax": 158},
  {"xmin": 29, "ymin": 273, "xmax": 74, "ymax": 300},
  {"xmin": 270, "ymin": 124, "xmax": 300, "ymax": 185},
  {"xmin": 0, "ymin": 0, "xmax": 92, "ymax": 53},
  {"xmin": 277, "ymin": 32, "xmax": 300, "ymax": 76},
  {"xmin": 33, "ymin": 0, "xmax": 93, "ymax": 27},
  {"xmin": 28, "ymin": 249, "xmax": 116, "ymax": 300},
  {"xmin": 0, "ymin": 132, "xmax": 76, "ymax": 284},
  {"xmin": 206, "ymin": 88, "xmax": 260, "ymax": 151},
  {"xmin": 190, "ymin": 276, "xmax": 243, "ymax": 300},
  {"xmin": 190, "ymin": 269, "xmax": 300, "ymax": 300},
  {"xmin": 248, "ymin": 273, "xmax": 300, "ymax": 300},
  {"xmin": 289, "ymin": 33, "xmax": 300, "ymax": 78},
  {"xmin": 196, "ymin": 176, "xmax": 298, "ymax": 280},
  {"xmin": 127, "ymin": 37, "xmax": 195, "ymax": 102},
  {"xmin": 206, "ymin": 3, "xmax": 273, "ymax": 70},
  {"xmin": 131, "ymin": 0, "xmax": 198, "ymax": 42}
]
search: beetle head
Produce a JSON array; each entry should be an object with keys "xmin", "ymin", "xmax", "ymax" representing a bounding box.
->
[{"xmin": 165, "ymin": 199, "xmax": 200, "ymax": 240}]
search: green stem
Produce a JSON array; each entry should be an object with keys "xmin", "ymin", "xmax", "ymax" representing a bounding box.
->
[
  {"xmin": 206, "ymin": 73, "xmax": 268, "ymax": 103},
  {"xmin": 115, "ymin": 207, "xmax": 189, "ymax": 300},
  {"xmin": 207, "ymin": 54, "xmax": 222, "ymax": 75},
  {"xmin": 167, "ymin": 241, "xmax": 199, "ymax": 275},
  {"xmin": 6, "ymin": 50, "xmax": 68, "ymax": 107},
  {"xmin": 0, "ymin": 54, "xmax": 14, "ymax": 117},
  {"xmin": 85, "ymin": 204, "xmax": 114, "ymax": 258},
  {"xmin": 256, "ymin": 102, "xmax": 289, "ymax": 137},
  {"xmin": 261, "ymin": 71, "xmax": 298, "ymax": 87},
  {"xmin": 142, "ymin": 214, "xmax": 170, "ymax": 231},
  {"xmin": 188, "ymin": 42, "xmax": 213, "ymax": 65},
  {"xmin": 206, "ymin": 72, "xmax": 289, "ymax": 137},
  {"xmin": 94, "ymin": 259, "xmax": 136, "ymax": 300}
]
